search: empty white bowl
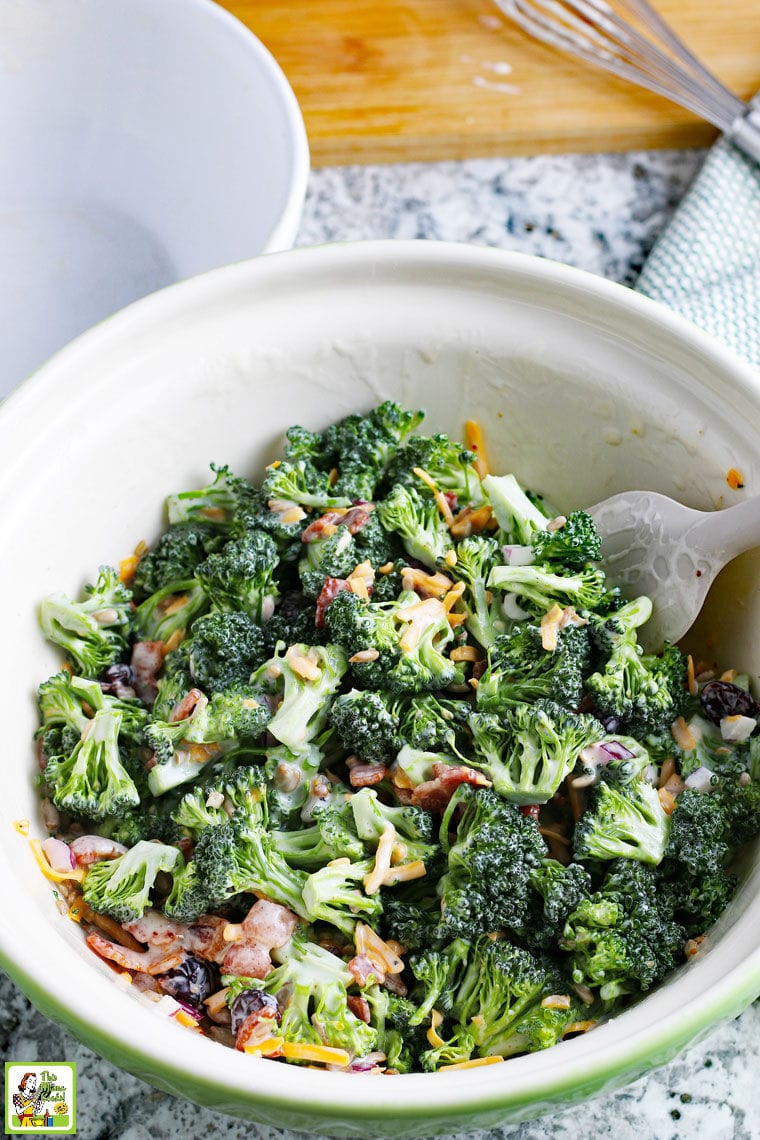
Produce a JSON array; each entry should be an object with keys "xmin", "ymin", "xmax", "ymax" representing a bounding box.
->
[{"xmin": 0, "ymin": 0, "xmax": 308, "ymax": 395}]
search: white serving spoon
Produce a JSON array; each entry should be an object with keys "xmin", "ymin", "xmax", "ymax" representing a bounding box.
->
[{"xmin": 587, "ymin": 490, "xmax": 760, "ymax": 652}]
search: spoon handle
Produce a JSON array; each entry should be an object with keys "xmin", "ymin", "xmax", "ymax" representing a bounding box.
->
[{"xmin": 688, "ymin": 494, "xmax": 760, "ymax": 563}]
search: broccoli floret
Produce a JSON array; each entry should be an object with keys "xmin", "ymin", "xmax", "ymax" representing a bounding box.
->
[
  {"xmin": 301, "ymin": 858, "xmax": 382, "ymax": 935},
  {"xmin": 194, "ymin": 817, "xmax": 309, "ymax": 918},
  {"xmin": 469, "ymin": 700, "xmax": 604, "ymax": 804},
  {"xmin": 449, "ymin": 536, "xmax": 508, "ymax": 649},
  {"xmin": 82, "ymin": 840, "xmax": 182, "ymax": 923},
  {"xmin": 250, "ymin": 642, "xmax": 347, "ymax": 753},
  {"xmin": 323, "ymin": 401, "xmax": 425, "ymax": 502},
  {"xmin": 146, "ymin": 687, "xmax": 271, "ymax": 796},
  {"xmin": 182, "ymin": 610, "xmax": 267, "ymax": 693},
  {"xmin": 482, "ymin": 473, "xmax": 549, "ymax": 544},
  {"xmin": 665, "ymin": 788, "xmax": 730, "ymax": 875},
  {"xmin": 587, "ymin": 600, "xmax": 688, "ymax": 737},
  {"xmin": 39, "ymin": 566, "xmax": 133, "ymax": 677},
  {"xmin": 377, "ymin": 484, "xmax": 454, "ymax": 569},
  {"xmin": 103, "ymin": 803, "xmax": 184, "ymax": 849},
  {"xmin": 43, "ymin": 707, "xmax": 141, "ymax": 820},
  {"xmin": 531, "ymin": 511, "xmax": 601, "ymax": 568},
  {"xmin": 263, "ymin": 592, "xmax": 323, "ymax": 652},
  {"xmin": 448, "ymin": 937, "xmax": 567, "ymax": 1058},
  {"xmin": 163, "ymin": 858, "xmax": 217, "ymax": 922},
  {"xmin": 272, "ymin": 800, "xmax": 365, "ymax": 869},
  {"xmin": 436, "ymin": 785, "xmax": 547, "ymax": 940},
  {"xmin": 711, "ymin": 775, "xmax": 760, "ymax": 847},
  {"xmin": 166, "ymin": 464, "xmax": 254, "ymax": 528},
  {"xmin": 326, "ymin": 589, "xmax": 462, "ymax": 695},
  {"xmin": 37, "ymin": 671, "xmax": 93, "ymax": 737},
  {"xmin": 264, "ymin": 743, "xmax": 324, "ymax": 826},
  {"xmin": 298, "ymin": 525, "xmax": 360, "ymax": 600},
  {"xmin": 133, "ymin": 578, "xmax": 209, "ymax": 643},
  {"xmin": 349, "ymin": 787, "xmax": 438, "ymax": 868},
  {"xmin": 406, "ymin": 939, "xmax": 470, "ymax": 1026},
  {"xmin": 171, "ymin": 764, "xmax": 268, "ymax": 837},
  {"xmin": 330, "ymin": 688, "xmax": 403, "ymax": 765},
  {"xmin": 380, "ymin": 883, "xmax": 444, "ymax": 951},
  {"xmin": 382, "ymin": 432, "xmax": 483, "ymax": 509},
  {"xmin": 261, "ymin": 459, "xmax": 353, "ymax": 512},
  {"xmin": 561, "ymin": 859, "xmax": 684, "ymax": 1004},
  {"xmin": 352, "ymin": 511, "xmax": 404, "ymax": 571},
  {"xmin": 487, "ymin": 561, "xmax": 609, "ymax": 617},
  {"xmin": 252, "ymin": 926, "xmax": 377, "ymax": 1057},
  {"xmin": 658, "ymin": 863, "xmax": 737, "ymax": 938},
  {"xmin": 132, "ymin": 522, "xmax": 224, "ymax": 599},
  {"xmin": 476, "ymin": 622, "xmax": 591, "ymax": 713},
  {"xmin": 419, "ymin": 1025, "xmax": 476, "ymax": 1071},
  {"xmin": 522, "ymin": 859, "xmax": 594, "ymax": 950},
  {"xmin": 573, "ymin": 778, "xmax": 671, "ymax": 865},
  {"xmin": 194, "ymin": 531, "xmax": 279, "ymax": 624}
]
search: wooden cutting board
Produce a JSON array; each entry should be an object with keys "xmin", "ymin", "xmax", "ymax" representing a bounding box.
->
[{"xmin": 224, "ymin": 1, "xmax": 760, "ymax": 166}]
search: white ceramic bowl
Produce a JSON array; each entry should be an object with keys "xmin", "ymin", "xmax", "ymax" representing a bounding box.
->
[
  {"xmin": 0, "ymin": 0, "xmax": 308, "ymax": 397},
  {"xmin": 1, "ymin": 242, "xmax": 760, "ymax": 1135}
]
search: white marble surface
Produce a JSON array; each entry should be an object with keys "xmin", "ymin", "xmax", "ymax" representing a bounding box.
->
[{"xmin": 5, "ymin": 147, "xmax": 760, "ymax": 1140}]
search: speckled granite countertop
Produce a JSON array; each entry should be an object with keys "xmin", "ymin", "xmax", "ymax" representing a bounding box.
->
[{"xmin": 4, "ymin": 146, "xmax": 760, "ymax": 1140}]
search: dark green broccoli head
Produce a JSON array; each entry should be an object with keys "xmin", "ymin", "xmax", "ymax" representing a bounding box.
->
[
  {"xmin": 573, "ymin": 778, "xmax": 671, "ymax": 865},
  {"xmin": 399, "ymin": 694, "xmax": 471, "ymax": 755},
  {"xmin": 324, "ymin": 401, "xmax": 425, "ymax": 502},
  {"xmin": 476, "ymin": 621, "xmax": 592, "ymax": 712},
  {"xmin": 195, "ymin": 817, "xmax": 309, "ymax": 918},
  {"xmin": 437, "ymin": 785, "xmax": 547, "ymax": 940},
  {"xmin": 272, "ymin": 799, "xmax": 365, "ymax": 869},
  {"xmin": 131, "ymin": 522, "xmax": 224, "ymax": 600},
  {"xmin": 263, "ymin": 591, "xmax": 323, "ymax": 651},
  {"xmin": 587, "ymin": 638, "xmax": 689, "ymax": 739},
  {"xmin": 487, "ymin": 561, "xmax": 610, "ymax": 617},
  {"xmin": 196, "ymin": 531, "xmax": 279, "ymax": 623},
  {"xmin": 531, "ymin": 511, "xmax": 601, "ymax": 568},
  {"xmin": 298, "ymin": 526, "xmax": 360, "ymax": 600},
  {"xmin": 382, "ymin": 431, "xmax": 483, "ymax": 508},
  {"xmin": 561, "ymin": 858, "xmax": 684, "ymax": 1004},
  {"xmin": 665, "ymin": 788, "xmax": 730, "ymax": 875},
  {"xmin": 522, "ymin": 859, "xmax": 594, "ymax": 950},
  {"xmin": 183, "ymin": 610, "xmax": 267, "ymax": 693},
  {"xmin": 330, "ymin": 688, "xmax": 403, "ymax": 765}
]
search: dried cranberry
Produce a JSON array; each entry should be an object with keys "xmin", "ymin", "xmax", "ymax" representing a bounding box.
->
[
  {"xmin": 700, "ymin": 680, "xmax": 760, "ymax": 726},
  {"xmin": 597, "ymin": 713, "xmax": 621, "ymax": 733},
  {"xmin": 99, "ymin": 662, "xmax": 136, "ymax": 698},
  {"xmin": 230, "ymin": 988, "xmax": 280, "ymax": 1036},
  {"xmin": 158, "ymin": 956, "xmax": 220, "ymax": 1008}
]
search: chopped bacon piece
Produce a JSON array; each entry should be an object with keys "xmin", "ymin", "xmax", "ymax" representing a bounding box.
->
[
  {"xmin": 222, "ymin": 940, "xmax": 273, "ymax": 980},
  {"xmin": 347, "ymin": 995, "xmax": 372, "ymax": 1023},
  {"xmin": 241, "ymin": 899, "xmax": 299, "ymax": 950},
  {"xmin": 382, "ymin": 971, "xmax": 409, "ymax": 997},
  {"xmin": 130, "ymin": 640, "xmax": 166, "ymax": 706},
  {"xmin": 85, "ymin": 929, "xmax": 185, "ymax": 975},
  {"xmin": 348, "ymin": 954, "xmax": 384, "ymax": 987},
  {"xmin": 412, "ymin": 763, "xmax": 491, "ymax": 812},
  {"xmin": 301, "ymin": 504, "xmax": 374, "ymax": 544},
  {"xmin": 315, "ymin": 577, "xmax": 350, "ymax": 628},
  {"xmin": 350, "ymin": 763, "xmax": 388, "ymax": 788}
]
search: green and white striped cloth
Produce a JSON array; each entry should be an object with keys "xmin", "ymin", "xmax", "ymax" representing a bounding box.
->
[{"xmin": 636, "ymin": 116, "xmax": 760, "ymax": 369}]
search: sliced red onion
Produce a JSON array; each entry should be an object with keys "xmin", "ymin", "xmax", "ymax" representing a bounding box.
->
[
  {"xmin": 42, "ymin": 837, "xmax": 76, "ymax": 872},
  {"xmin": 501, "ymin": 545, "xmax": 535, "ymax": 566},
  {"xmin": 719, "ymin": 714, "xmax": 756, "ymax": 743},
  {"xmin": 349, "ymin": 1052, "xmax": 387, "ymax": 1072},
  {"xmin": 579, "ymin": 740, "xmax": 635, "ymax": 768},
  {"xmin": 174, "ymin": 999, "xmax": 205, "ymax": 1023},
  {"xmin": 684, "ymin": 766, "xmax": 715, "ymax": 793}
]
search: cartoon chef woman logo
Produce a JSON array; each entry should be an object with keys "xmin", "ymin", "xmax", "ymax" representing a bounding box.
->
[{"xmin": 11, "ymin": 1073, "xmax": 54, "ymax": 1128}]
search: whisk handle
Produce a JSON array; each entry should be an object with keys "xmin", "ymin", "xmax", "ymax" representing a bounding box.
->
[{"xmin": 727, "ymin": 97, "xmax": 760, "ymax": 164}]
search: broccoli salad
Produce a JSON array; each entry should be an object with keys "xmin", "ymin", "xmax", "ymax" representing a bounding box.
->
[{"xmin": 30, "ymin": 401, "xmax": 760, "ymax": 1074}]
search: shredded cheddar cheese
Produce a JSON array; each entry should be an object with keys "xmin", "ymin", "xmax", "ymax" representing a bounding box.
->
[
  {"xmin": 440, "ymin": 1056, "xmax": 504, "ymax": 1072},
  {"xmin": 464, "ymin": 420, "xmax": 489, "ymax": 478},
  {"xmin": 29, "ymin": 839, "xmax": 85, "ymax": 883},
  {"xmin": 363, "ymin": 823, "xmax": 397, "ymax": 895},
  {"xmin": 280, "ymin": 1042, "xmax": 350, "ymax": 1066},
  {"xmin": 413, "ymin": 466, "xmax": 455, "ymax": 527}
]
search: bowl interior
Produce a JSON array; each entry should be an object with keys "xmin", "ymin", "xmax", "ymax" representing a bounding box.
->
[
  {"xmin": 1, "ymin": 242, "xmax": 760, "ymax": 1134},
  {"xmin": 0, "ymin": 0, "xmax": 308, "ymax": 395}
]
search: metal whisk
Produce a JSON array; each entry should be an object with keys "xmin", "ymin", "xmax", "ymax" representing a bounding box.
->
[{"xmin": 494, "ymin": 0, "xmax": 760, "ymax": 162}]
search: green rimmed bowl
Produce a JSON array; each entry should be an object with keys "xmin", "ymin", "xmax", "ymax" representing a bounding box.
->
[{"xmin": 2, "ymin": 241, "xmax": 760, "ymax": 1136}]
